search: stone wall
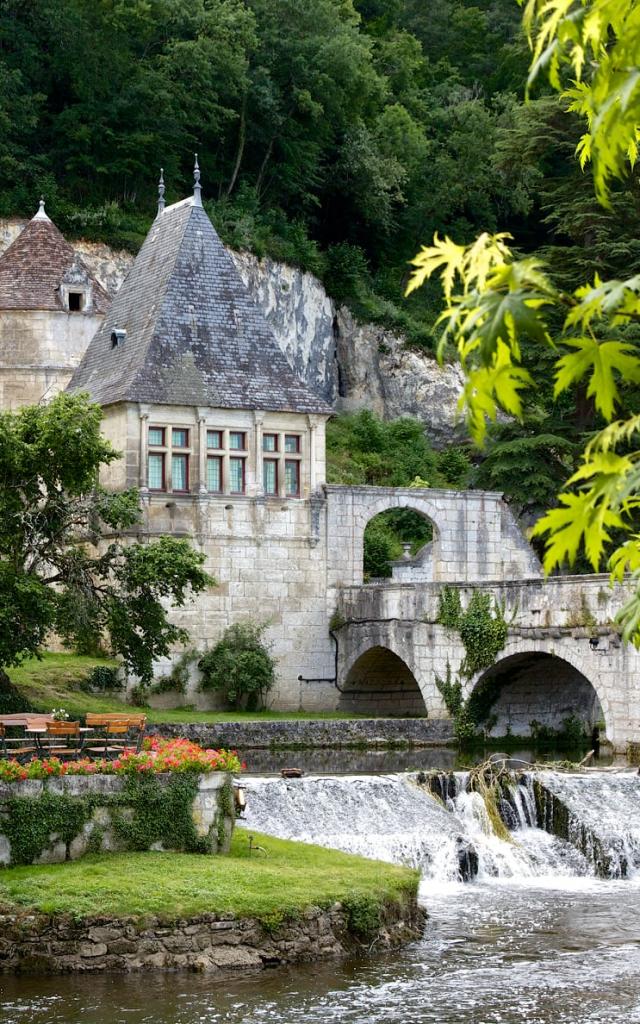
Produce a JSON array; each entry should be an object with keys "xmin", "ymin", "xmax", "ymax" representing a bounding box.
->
[
  {"xmin": 326, "ymin": 485, "xmax": 541, "ymax": 589},
  {"xmin": 0, "ymin": 773, "xmax": 235, "ymax": 867},
  {"xmin": 335, "ymin": 575, "xmax": 640, "ymax": 750},
  {"xmin": 145, "ymin": 718, "xmax": 455, "ymax": 749},
  {"xmin": 0, "ymin": 896, "xmax": 426, "ymax": 975}
]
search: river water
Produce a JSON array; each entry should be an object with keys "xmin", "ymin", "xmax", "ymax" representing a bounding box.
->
[{"xmin": 3, "ymin": 768, "xmax": 640, "ymax": 1024}]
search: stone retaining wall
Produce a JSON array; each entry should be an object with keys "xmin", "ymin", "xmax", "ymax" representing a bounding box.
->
[
  {"xmin": 0, "ymin": 897, "xmax": 426, "ymax": 974},
  {"xmin": 0, "ymin": 772, "xmax": 235, "ymax": 867},
  {"xmin": 145, "ymin": 718, "xmax": 454, "ymax": 750}
]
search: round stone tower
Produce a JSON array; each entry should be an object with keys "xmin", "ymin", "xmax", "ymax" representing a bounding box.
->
[{"xmin": 0, "ymin": 200, "xmax": 110, "ymax": 410}]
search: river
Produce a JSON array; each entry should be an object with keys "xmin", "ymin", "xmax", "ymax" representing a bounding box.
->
[{"xmin": 3, "ymin": 766, "xmax": 640, "ymax": 1024}]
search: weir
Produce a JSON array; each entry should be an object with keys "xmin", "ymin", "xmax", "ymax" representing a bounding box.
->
[{"xmin": 241, "ymin": 771, "xmax": 640, "ymax": 883}]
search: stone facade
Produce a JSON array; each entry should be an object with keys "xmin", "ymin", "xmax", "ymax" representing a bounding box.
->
[
  {"xmin": 0, "ymin": 897, "xmax": 425, "ymax": 975},
  {"xmin": 0, "ymin": 307, "xmax": 104, "ymax": 410},
  {"xmin": 0, "ymin": 773, "xmax": 235, "ymax": 867},
  {"xmin": 0, "ymin": 205, "xmax": 109, "ymax": 411}
]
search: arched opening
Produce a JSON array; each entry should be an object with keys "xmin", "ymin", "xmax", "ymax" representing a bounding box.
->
[
  {"xmin": 472, "ymin": 652, "xmax": 605, "ymax": 742},
  {"xmin": 363, "ymin": 507, "xmax": 436, "ymax": 581},
  {"xmin": 339, "ymin": 646, "xmax": 427, "ymax": 716}
]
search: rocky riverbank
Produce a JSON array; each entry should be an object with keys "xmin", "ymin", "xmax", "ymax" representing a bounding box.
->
[{"xmin": 0, "ymin": 896, "xmax": 425, "ymax": 975}]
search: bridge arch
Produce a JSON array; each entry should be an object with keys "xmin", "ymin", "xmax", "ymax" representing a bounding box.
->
[
  {"xmin": 339, "ymin": 644, "xmax": 428, "ymax": 717},
  {"xmin": 468, "ymin": 644, "xmax": 608, "ymax": 741}
]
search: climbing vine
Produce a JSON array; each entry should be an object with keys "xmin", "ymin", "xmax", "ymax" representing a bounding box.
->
[
  {"xmin": 2, "ymin": 772, "xmax": 232, "ymax": 865},
  {"xmin": 216, "ymin": 777, "xmax": 235, "ymax": 850},
  {"xmin": 436, "ymin": 587, "xmax": 507, "ymax": 677},
  {"xmin": 435, "ymin": 588, "xmax": 508, "ymax": 743},
  {"xmin": 110, "ymin": 773, "xmax": 210, "ymax": 854},
  {"xmin": 3, "ymin": 791, "xmax": 95, "ymax": 866}
]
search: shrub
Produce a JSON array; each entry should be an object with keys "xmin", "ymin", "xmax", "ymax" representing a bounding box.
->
[
  {"xmin": 151, "ymin": 648, "xmax": 198, "ymax": 695},
  {"xmin": 82, "ymin": 665, "xmax": 122, "ymax": 692},
  {"xmin": 198, "ymin": 622, "xmax": 276, "ymax": 710}
]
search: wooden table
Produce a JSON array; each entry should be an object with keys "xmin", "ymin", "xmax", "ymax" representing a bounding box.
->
[{"xmin": 0, "ymin": 714, "xmax": 53, "ymax": 727}]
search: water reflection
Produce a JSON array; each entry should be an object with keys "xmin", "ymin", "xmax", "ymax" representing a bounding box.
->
[{"xmin": 239, "ymin": 745, "xmax": 616, "ymax": 774}]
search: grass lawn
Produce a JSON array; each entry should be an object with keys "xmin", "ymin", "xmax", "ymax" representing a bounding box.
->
[
  {"xmin": 0, "ymin": 830, "xmax": 419, "ymax": 921},
  {"xmin": 6, "ymin": 653, "xmax": 365, "ymax": 723}
]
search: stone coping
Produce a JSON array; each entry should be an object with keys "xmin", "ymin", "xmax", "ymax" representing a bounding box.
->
[{"xmin": 0, "ymin": 770, "xmax": 228, "ymax": 801}]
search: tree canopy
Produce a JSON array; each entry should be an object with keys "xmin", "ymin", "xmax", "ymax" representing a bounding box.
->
[
  {"xmin": 0, "ymin": 392, "xmax": 210, "ymax": 679},
  {"xmin": 408, "ymin": 0, "xmax": 640, "ymax": 643}
]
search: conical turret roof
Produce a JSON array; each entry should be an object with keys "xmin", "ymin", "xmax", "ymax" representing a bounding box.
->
[
  {"xmin": 69, "ymin": 195, "xmax": 331, "ymax": 415},
  {"xmin": 0, "ymin": 202, "xmax": 110, "ymax": 312}
]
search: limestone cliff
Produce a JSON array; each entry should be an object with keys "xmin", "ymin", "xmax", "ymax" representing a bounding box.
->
[{"xmin": 0, "ymin": 218, "xmax": 465, "ymax": 444}]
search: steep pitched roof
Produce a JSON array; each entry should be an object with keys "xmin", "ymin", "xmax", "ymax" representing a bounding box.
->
[
  {"xmin": 0, "ymin": 203, "xmax": 110, "ymax": 312},
  {"xmin": 68, "ymin": 196, "xmax": 331, "ymax": 415}
]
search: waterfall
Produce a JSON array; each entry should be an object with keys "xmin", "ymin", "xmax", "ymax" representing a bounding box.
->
[{"xmin": 241, "ymin": 771, "xmax": 640, "ymax": 883}]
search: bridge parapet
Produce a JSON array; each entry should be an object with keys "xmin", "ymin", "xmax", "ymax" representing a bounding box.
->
[{"xmin": 336, "ymin": 574, "xmax": 630, "ymax": 635}]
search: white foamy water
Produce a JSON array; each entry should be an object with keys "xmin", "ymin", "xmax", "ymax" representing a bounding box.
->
[{"xmin": 241, "ymin": 771, "xmax": 635, "ymax": 882}]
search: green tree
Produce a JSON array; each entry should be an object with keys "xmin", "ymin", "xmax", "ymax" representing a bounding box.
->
[
  {"xmin": 407, "ymin": 0, "xmax": 640, "ymax": 643},
  {"xmin": 0, "ymin": 393, "xmax": 210, "ymax": 681},
  {"xmin": 198, "ymin": 621, "xmax": 276, "ymax": 709}
]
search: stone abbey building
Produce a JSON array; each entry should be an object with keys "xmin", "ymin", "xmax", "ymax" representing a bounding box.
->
[{"xmin": 3, "ymin": 173, "xmax": 629, "ymax": 746}]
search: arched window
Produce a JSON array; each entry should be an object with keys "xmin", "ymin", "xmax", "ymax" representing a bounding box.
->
[{"xmin": 363, "ymin": 507, "xmax": 435, "ymax": 581}]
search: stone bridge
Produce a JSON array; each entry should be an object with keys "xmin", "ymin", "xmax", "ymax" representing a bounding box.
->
[{"xmin": 324, "ymin": 487, "xmax": 640, "ymax": 752}]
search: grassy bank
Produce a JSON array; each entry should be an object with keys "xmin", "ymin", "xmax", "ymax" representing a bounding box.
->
[
  {"xmin": 6, "ymin": 654, "xmax": 362, "ymax": 723},
  {"xmin": 0, "ymin": 831, "xmax": 418, "ymax": 923}
]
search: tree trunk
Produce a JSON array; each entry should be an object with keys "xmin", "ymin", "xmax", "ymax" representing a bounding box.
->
[
  {"xmin": 227, "ymin": 95, "xmax": 247, "ymax": 196},
  {"xmin": 0, "ymin": 669, "xmax": 34, "ymax": 714},
  {"xmin": 256, "ymin": 136, "xmax": 275, "ymax": 196}
]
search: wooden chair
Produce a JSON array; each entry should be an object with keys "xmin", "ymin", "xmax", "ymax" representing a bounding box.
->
[
  {"xmin": 39, "ymin": 721, "xmax": 84, "ymax": 759},
  {"xmin": 0, "ymin": 722, "xmax": 38, "ymax": 762},
  {"xmin": 84, "ymin": 715, "xmax": 146, "ymax": 759}
]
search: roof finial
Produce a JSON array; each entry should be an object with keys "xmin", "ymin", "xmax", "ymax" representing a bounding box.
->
[
  {"xmin": 157, "ymin": 168, "xmax": 165, "ymax": 216},
  {"xmin": 33, "ymin": 195, "xmax": 50, "ymax": 222},
  {"xmin": 193, "ymin": 153, "xmax": 202, "ymax": 207}
]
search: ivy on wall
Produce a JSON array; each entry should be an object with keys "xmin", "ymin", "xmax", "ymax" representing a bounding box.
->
[
  {"xmin": 436, "ymin": 588, "xmax": 507, "ymax": 677},
  {"xmin": 1, "ymin": 773, "xmax": 231, "ymax": 866},
  {"xmin": 434, "ymin": 587, "xmax": 508, "ymax": 742}
]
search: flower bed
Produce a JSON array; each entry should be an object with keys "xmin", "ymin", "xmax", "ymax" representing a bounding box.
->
[{"xmin": 0, "ymin": 738, "xmax": 243, "ymax": 782}]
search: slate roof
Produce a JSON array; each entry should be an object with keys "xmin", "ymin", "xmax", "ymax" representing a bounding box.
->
[
  {"xmin": 0, "ymin": 205, "xmax": 110, "ymax": 312},
  {"xmin": 68, "ymin": 196, "xmax": 331, "ymax": 415}
]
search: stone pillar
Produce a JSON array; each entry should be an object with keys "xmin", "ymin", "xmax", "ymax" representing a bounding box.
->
[
  {"xmin": 197, "ymin": 407, "xmax": 208, "ymax": 494},
  {"xmin": 253, "ymin": 411, "xmax": 264, "ymax": 497},
  {"xmin": 138, "ymin": 404, "xmax": 150, "ymax": 494},
  {"xmin": 307, "ymin": 414, "xmax": 322, "ymax": 494}
]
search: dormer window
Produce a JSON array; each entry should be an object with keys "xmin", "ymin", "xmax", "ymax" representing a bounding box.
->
[
  {"xmin": 111, "ymin": 327, "xmax": 127, "ymax": 349},
  {"xmin": 68, "ymin": 291, "xmax": 83, "ymax": 311}
]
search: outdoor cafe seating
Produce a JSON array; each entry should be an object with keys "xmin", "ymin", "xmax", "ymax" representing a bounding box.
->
[{"xmin": 0, "ymin": 713, "xmax": 147, "ymax": 763}]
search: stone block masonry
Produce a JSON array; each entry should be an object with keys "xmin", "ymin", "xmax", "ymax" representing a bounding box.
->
[
  {"xmin": 0, "ymin": 898, "xmax": 426, "ymax": 975},
  {"xmin": 0, "ymin": 773, "xmax": 235, "ymax": 867},
  {"xmin": 145, "ymin": 718, "xmax": 455, "ymax": 750}
]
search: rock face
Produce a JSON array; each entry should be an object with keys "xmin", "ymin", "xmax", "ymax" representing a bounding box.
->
[
  {"xmin": 0, "ymin": 898, "xmax": 426, "ymax": 974},
  {"xmin": 232, "ymin": 251, "xmax": 339, "ymax": 406},
  {"xmin": 335, "ymin": 309, "xmax": 467, "ymax": 445},
  {"xmin": 0, "ymin": 218, "xmax": 464, "ymax": 443}
]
